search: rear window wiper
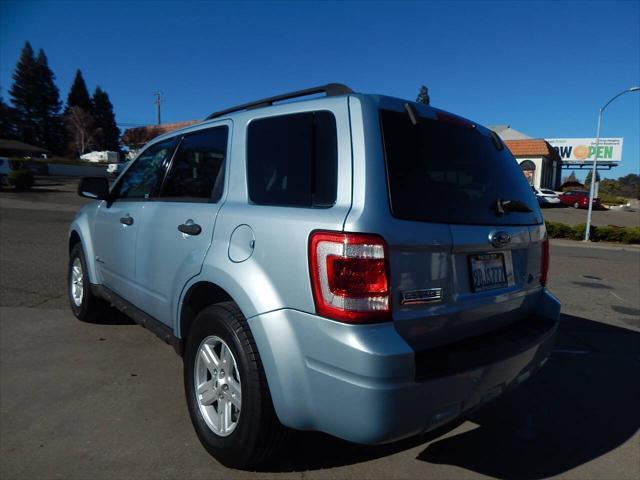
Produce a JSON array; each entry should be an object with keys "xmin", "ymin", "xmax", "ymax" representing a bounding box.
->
[{"xmin": 493, "ymin": 198, "xmax": 533, "ymax": 215}]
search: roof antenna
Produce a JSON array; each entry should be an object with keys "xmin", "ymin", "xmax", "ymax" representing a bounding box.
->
[{"xmin": 404, "ymin": 103, "xmax": 419, "ymax": 126}]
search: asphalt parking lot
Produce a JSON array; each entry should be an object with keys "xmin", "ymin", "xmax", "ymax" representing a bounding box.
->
[{"xmin": 1, "ymin": 179, "xmax": 639, "ymax": 480}]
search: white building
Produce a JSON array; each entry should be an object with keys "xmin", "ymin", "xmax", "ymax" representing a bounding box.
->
[{"xmin": 489, "ymin": 125, "xmax": 563, "ymax": 190}]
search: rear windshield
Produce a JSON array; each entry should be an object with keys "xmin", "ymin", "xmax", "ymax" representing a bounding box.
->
[{"xmin": 380, "ymin": 109, "xmax": 542, "ymax": 226}]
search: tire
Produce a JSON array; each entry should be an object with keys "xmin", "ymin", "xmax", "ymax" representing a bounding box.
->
[
  {"xmin": 573, "ymin": 202, "xmax": 580, "ymax": 209},
  {"xmin": 184, "ymin": 302, "xmax": 286, "ymax": 469},
  {"xmin": 68, "ymin": 243, "xmax": 105, "ymax": 321}
]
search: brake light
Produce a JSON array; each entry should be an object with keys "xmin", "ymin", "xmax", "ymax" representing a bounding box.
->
[
  {"xmin": 309, "ymin": 231, "xmax": 391, "ymax": 323},
  {"xmin": 540, "ymin": 237, "xmax": 550, "ymax": 286}
]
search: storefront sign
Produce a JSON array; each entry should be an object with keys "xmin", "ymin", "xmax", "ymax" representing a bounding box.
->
[{"xmin": 546, "ymin": 138, "xmax": 623, "ymax": 163}]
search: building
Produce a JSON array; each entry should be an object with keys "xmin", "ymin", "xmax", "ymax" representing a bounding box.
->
[
  {"xmin": 0, "ymin": 139, "xmax": 49, "ymax": 158},
  {"xmin": 490, "ymin": 125, "xmax": 562, "ymax": 190}
]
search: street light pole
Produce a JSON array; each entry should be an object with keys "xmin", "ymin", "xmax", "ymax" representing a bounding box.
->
[{"xmin": 584, "ymin": 86, "xmax": 640, "ymax": 241}]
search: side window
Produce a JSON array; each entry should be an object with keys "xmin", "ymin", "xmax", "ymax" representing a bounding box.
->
[
  {"xmin": 160, "ymin": 126, "xmax": 228, "ymax": 201},
  {"xmin": 116, "ymin": 138, "xmax": 177, "ymax": 199},
  {"xmin": 247, "ymin": 111, "xmax": 337, "ymax": 208}
]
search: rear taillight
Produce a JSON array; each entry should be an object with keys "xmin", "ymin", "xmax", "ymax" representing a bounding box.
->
[
  {"xmin": 540, "ymin": 237, "xmax": 550, "ymax": 286},
  {"xmin": 309, "ymin": 231, "xmax": 391, "ymax": 323}
]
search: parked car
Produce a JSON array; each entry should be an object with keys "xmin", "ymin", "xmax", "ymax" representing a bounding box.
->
[
  {"xmin": 68, "ymin": 84, "xmax": 560, "ymax": 468},
  {"xmin": 533, "ymin": 187, "xmax": 561, "ymax": 207},
  {"xmin": 106, "ymin": 160, "xmax": 131, "ymax": 176},
  {"xmin": 560, "ymin": 190, "xmax": 602, "ymax": 209}
]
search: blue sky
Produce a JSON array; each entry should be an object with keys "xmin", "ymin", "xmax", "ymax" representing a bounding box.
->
[{"xmin": 1, "ymin": 0, "xmax": 638, "ymax": 179}]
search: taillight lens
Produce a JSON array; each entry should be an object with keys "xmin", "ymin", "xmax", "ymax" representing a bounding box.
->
[
  {"xmin": 540, "ymin": 237, "xmax": 550, "ymax": 286},
  {"xmin": 309, "ymin": 231, "xmax": 391, "ymax": 323}
]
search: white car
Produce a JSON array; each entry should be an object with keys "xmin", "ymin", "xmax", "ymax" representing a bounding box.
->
[
  {"xmin": 533, "ymin": 187, "xmax": 561, "ymax": 207},
  {"xmin": 106, "ymin": 161, "xmax": 131, "ymax": 176}
]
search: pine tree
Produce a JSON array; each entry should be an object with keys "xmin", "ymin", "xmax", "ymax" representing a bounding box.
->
[
  {"xmin": 416, "ymin": 85, "xmax": 430, "ymax": 105},
  {"xmin": 0, "ymin": 97, "xmax": 19, "ymax": 139},
  {"xmin": 34, "ymin": 49, "xmax": 64, "ymax": 153},
  {"xmin": 91, "ymin": 86, "xmax": 120, "ymax": 151},
  {"xmin": 7, "ymin": 43, "xmax": 64, "ymax": 153},
  {"xmin": 8, "ymin": 42, "xmax": 40, "ymax": 145},
  {"xmin": 65, "ymin": 70, "xmax": 92, "ymax": 113},
  {"xmin": 585, "ymin": 170, "xmax": 601, "ymax": 185}
]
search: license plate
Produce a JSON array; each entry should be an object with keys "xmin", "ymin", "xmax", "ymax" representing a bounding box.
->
[{"xmin": 469, "ymin": 253, "xmax": 507, "ymax": 292}]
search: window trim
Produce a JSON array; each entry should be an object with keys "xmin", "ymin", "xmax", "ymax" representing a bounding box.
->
[
  {"xmin": 245, "ymin": 109, "xmax": 338, "ymax": 209},
  {"xmin": 156, "ymin": 124, "xmax": 230, "ymax": 204}
]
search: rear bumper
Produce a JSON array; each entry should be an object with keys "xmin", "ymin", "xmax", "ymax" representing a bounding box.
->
[{"xmin": 248, "ymin": 289, "xmax": 560, "ymax": 444}]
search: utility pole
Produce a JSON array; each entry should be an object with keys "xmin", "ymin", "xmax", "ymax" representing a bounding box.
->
[{"xmin": 154, "ymin": 91, "xmax": 162, "ymax": 125}]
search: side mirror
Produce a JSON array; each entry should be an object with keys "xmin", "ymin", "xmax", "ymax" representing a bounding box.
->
[{"xmin": 78, "ymin": 177, "xmax": 109, "ymax": 200}]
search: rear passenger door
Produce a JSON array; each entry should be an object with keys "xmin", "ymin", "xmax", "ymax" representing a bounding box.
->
[{"xmin": 134, "ymin": 124, "xmax": 230, "ymax": 327}]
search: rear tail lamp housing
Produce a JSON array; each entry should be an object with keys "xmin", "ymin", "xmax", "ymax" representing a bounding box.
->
[
  {"xmin": 309, "ymin": 231, "xmax": 391, "ymax": 323},
  {"xmin": 540, "ymin": 237, "xmax": 550, "ymax": 286}
]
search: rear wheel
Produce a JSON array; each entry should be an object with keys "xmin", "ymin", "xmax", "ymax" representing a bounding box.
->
[
  {"xmin": 68, "ymin": 243, "xmax": 105, "ymax": 321},
  {"xmin": 573, "ymin": 201, "xmax": 580, "ymax": 209},
  {"xmin": 184, "ymin": 302, "xmax": 286, "ymax": 468}
]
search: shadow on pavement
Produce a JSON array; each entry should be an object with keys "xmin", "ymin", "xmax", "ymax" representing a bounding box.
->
[
  {"xmin": 258, "ymin": 314, "xmax": 639, "ymax": 476},
  {"xmin": 84, "ymin": 305, "xmax": 135, "ymax": 326},
  {"xmin": 418, "ymin": 313, "xmax": 640, "ymax": 479}
]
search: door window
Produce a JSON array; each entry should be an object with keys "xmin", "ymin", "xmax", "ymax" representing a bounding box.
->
[
  {"xmin": 115, "ymin": 138, "xmax": 177, "ymax": 199},
  {"xmin": 160, "ymin": 126, "xmax": 228, "ymax": 201}
]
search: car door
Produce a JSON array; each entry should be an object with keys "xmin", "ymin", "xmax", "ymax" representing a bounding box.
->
[
  {"xmin": 134, "ymin": 124, "xmax": 230, "ymax": 328},
  {"xmin": 92, "ymin": 137, "xmax": 178, "ymax": 302}
]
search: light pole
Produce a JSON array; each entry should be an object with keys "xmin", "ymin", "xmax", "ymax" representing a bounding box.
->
[{"xmin": 584, "ymin": 86, "xmax": 640, "ymax": 241}]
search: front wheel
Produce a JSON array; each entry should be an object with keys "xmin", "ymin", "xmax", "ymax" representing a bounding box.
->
[
  {"xmin": 184, "ymin": 302, "xmax": 286, "ymax": 468},
  {"xmin": 68, "ymin": 243, "xmax": 105, "ymax": 321}
]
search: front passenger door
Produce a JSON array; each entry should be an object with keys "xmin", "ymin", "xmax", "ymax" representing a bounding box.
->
[{"xmin": 93, "ymin": 138, "xmax": 177, "ymax": 302}]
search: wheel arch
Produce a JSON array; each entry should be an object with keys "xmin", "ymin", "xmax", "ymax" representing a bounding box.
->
[
  {"xmin": 68, "ymin": 220, "xmax": 99, "ymax": 284},
  {"xmin": 179, "ymin": 281, "xmax": 234, "ymax": 341}
]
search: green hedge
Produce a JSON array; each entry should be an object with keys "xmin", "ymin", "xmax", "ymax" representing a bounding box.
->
[
  {"xmin": 545, "ymin": 221, "xmax": 640, "ymax": 244},
  {"xmin": 7, "ymin": 169, "xmax": 34, "ymax": 190}
]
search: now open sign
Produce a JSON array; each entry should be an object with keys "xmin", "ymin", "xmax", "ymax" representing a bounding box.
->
[{"xmin": 546, "ymin": 138, "xmax": 623, "ymax": 163}]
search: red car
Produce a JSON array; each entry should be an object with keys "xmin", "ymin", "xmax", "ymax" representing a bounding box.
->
[{"xmin": 560, "ymin": 190, "xmax": 602, "ymax": 209}]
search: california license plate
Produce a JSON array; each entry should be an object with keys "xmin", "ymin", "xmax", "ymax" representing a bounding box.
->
[{"xmin": 469, "ymin": 253, "xmax": 507, "ymax": 292}]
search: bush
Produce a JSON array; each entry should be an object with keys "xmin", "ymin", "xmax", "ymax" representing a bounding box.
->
[
  {"xmin": 569, "ymin": 223, "xmax": 590, "ymax": 240},
  {"xmin": 545, "ymin": 221, "xmax": 573, "ymax": 239},
  {"xmin": 598, "ymin": 193, "xmax": 628, "ymax": 206},
  {"xmin": 545, "ymin": 221, "xmax": 640, "ymax": 244},
  {"xmin": 7, "ymin": 169, "xmax": 35, "ymax": 190},
  {"xmin": 620, "ymin": 227, "xmax": 640, "ymax": 244},
  {"xmin": 594, "ymin": 226, "xmax": 625, "ymax": 243}
]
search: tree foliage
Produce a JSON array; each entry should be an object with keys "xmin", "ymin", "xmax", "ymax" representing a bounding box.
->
[
  {"xmin": 92, "ymin": 86, "xmax": 120, "ymax": 152},
  {"xmin": 0, "ymin": 97, "xmax": 19, "ymax": 139},
  {"xmin": 65, "ymin": 106, "xmax": 96, "ymax": 156},
  {"xmin": 416, "ymin": 85, "xmax": 430, "ymax": 105},
  {"xmin": 599, "ymin": 174, "xmax": 640, "ymax": 200},
  {"xmin": 65, "ymin": 70, "xmax": 92, "ymax": 113},
  {"xmin": 584, "ymin": 170, "xmax": 601, "ymax": 185},
  {"xmin": 7, "ymin": 42, "xmax": 64, "ymax": 153}
]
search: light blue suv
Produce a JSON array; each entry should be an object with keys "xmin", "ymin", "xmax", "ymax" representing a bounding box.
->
[{"xmin": 68, "ymin": 84, "xmax": 560, "ymax": 468}]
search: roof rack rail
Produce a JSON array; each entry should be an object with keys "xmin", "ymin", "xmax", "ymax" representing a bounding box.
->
[{"xmin": 205, "ymin": 83, "xmax": 353, "ymax": 120}]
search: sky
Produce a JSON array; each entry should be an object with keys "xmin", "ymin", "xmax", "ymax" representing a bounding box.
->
[{"xmin": 0, "ymin": 0, "xmax": 638, "ymax": 179}]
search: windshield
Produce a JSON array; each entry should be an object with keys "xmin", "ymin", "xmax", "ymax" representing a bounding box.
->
[{"xmin": 380, "ymin": 109, "xmax": 542, "ymax": 226}]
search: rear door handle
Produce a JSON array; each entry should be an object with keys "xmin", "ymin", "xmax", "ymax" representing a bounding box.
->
[
  {"xmin": 178, "ymin": 223, "xmax": 201, "ymax": 236},
  {"xmin": 120, "ymin": 215, "xmax": 134, "ymax": 226}
]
